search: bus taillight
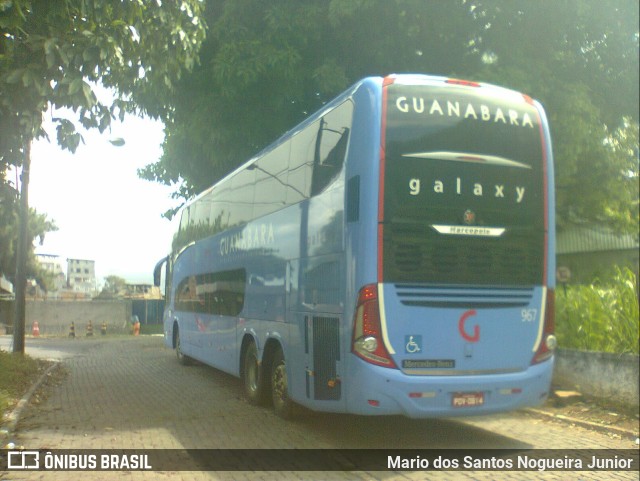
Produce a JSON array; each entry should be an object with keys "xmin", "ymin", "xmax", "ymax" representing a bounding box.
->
[
  {"xmin": 531, "ymin": 289, "xmax": 557, "ymax": 365},
  {"xmin": 352, "ymin": 284, "xmax": 397, "ymax": 368}
]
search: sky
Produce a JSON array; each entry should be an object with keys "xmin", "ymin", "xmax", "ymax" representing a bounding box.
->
[{"xmin": 24, "ymin": 109, "xmax": 180, "ymax": 286}]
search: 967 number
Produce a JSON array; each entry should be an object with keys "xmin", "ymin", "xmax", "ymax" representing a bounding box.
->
[{"xmin": 521, "ymin": 309, "xmax": 537, "ymax": 322}]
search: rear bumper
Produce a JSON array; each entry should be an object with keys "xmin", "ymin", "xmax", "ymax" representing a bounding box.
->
[{"xmin": 345, "ymin": 356, "xmax": 554, "ymax": 418}]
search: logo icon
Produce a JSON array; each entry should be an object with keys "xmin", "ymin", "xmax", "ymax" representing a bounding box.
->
[
  {"xmin": 463, "ymin": 210, "xmax": 476, "ymax": 225},
  {"xmin": 8, "ymin": 451, "xmax": 40, "ymax": 470},
  {"xmin": 458, "ymin": 310, "xmax": 480, "ymax": 343},
  {"xmin": 405, "ymin": 335, "xmax": 422, "ymax": 354}
]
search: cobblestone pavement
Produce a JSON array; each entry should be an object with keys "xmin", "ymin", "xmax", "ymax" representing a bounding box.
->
[{"xmin": 2, "ymin": 336, "xmax": 638, "ymax": 481}]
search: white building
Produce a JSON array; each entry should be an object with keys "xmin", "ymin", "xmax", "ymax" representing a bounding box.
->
[
  {"xmin": 35, "ymin": 253, "xmax": 67, "ymax": 292},
  {"xmin": 67, "ymin": 258, "xmax": 97, "ymax": 294}
]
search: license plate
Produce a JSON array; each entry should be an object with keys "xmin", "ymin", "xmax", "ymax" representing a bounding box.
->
[{"xmin": 452, "ymin": 392, "xmax": 484, "ymax": 408}]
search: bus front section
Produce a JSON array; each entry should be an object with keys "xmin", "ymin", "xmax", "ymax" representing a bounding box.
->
[{"xmin": 349, "ymin": 75, "xmax": 556, "ymax": 418}]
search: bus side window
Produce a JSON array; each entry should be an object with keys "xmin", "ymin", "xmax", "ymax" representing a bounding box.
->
[
  {"xmin": 175, "ymin": 276, "xmax": 198, "ymax": 312},
  {"xmin": 253, "ymin": 141, "xmax": 290, "ymax": 217},
  {"xmin": 172, "ymin": 207, "xmax": 192, "ymax": 252},
  {"xmin": 288, "ymin": 122, "xmax": 316, "ymax": 203},
  {"xmin": 311, "ymin": 101, "xmax": 353, "ymax": 196},
  {"xmin": 228, "ymin": 169, "xmax": 255, "ymax": 227},
  {"xmin": 193, "ymin": 269, "xmax": 246, "ymax": 316}
]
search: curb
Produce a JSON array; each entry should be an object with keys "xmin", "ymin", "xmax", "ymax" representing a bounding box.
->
[
  {"xmin": 524, "ymin": 408, "xmax": 639, "ymax": 439},
  {"xmin": 1, "ymin": 361, "xmax": 61, "ymax": 445}
]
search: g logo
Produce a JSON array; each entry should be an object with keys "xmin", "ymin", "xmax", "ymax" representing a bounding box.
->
[{"xmin": 458, "ymin": 309, "xmax": 479, "ymax": 342}]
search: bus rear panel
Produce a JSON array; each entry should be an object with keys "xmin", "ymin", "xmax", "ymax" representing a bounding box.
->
[{"xmin": 347, "ymin": 75, "xmax": 555, "ymax": 417}]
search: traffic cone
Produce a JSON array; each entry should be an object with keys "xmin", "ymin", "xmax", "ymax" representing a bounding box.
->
[{"xmin": 32, "ymin": 321, "xmax": 40, "ymax": 337}]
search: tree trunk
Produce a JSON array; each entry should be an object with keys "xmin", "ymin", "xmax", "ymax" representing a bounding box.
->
[{"xmin": 13, "ymin": 140, "xmax": 31, "ymax": 355}]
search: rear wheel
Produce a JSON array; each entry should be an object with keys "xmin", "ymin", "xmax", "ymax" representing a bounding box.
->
[
  {"xmin": 271, "ymin": 347, "xmax": 293, "ymax": 419},
  {"xmin": 242, "ymin": 342, "xmax": 266, "ymax": 405},
  {"xmin": 175, "ymin": 326, "xmax": 191, "ymax": 365}
]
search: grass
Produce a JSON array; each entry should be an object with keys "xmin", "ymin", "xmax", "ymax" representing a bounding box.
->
[
  {"xmin": 0, "ymin": 350, "xmax": 45, "ymax": 425},
  {"xmin": 140, "ymin": 323, "xmax": 164, "ymax": 335}
]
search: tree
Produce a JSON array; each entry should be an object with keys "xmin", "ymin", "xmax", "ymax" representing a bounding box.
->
[
  {"xmin": 97, "ymin": 275, "xmax": 127, "ymax": 299},
  {"xmin": 469, "ymin": 0, "xmax": 639, "ymax": 234},
  {"xmin": 1, "ymin": 0, "xmax": 205, "ymax": 162},
  {"xmin": 0, "ymin": 176, "xmax": 56, "ymax": 286},
  {"xmin": 0, "ymin": 0, "xmax": 206, "ymax": 352},
  {"xmin": 139, "ymin": 0, "xmax": 638, "ymax": 235},
  {"xmin": 139, "ymin": 0, "xmax": 479, "ymax": 212}
]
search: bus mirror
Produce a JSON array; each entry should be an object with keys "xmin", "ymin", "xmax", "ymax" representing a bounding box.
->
[{"xmin": 153, "ymin": 256, "xmax": 168, "ymax": 287}]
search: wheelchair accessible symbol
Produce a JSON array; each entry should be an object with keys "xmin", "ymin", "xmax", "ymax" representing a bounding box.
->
[{"xmin": 405, "ymin": 335, "xmax": 422, "ymax": 354}]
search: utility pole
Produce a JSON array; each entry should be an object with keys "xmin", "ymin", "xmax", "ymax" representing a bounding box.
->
[{"xmin": 13, "ymin": 141, "xmax": 31, "ymax": 355}]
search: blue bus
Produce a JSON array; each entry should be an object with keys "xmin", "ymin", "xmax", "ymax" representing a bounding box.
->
[{"xmin": 154, "ymin": 74, "xmax": 556, "ymax": 419}]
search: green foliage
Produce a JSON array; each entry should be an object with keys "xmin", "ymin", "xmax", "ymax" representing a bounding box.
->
[
  {"xmin": 97, "ymin": 275, "xmax": 127, "ymax": 298},
  {"xmin": 140, "ymin": 323, "xmax": 164, "ymax": 335},
  {"xmin": 462, "ymin": 0, "xmax": 639, "ymax": 235},
  {"xmin": 139, "ymin": 0, "xmax": 480, "ymax": 200},
  {"xmin": 556, "ymin": 267, "xmax": 639, "ymax": 354},
  {"xmin": 0, "ymin": 181, "xmax": 57, "ymax": 286},
  {"xmin": 1, "ymin": 0, "xmax": 206, "ymax": 165},
  {"xmin": 139, "ymin": 0, "xmax": 639, "ymax": 235},
  {"xmin": 0, "ymin": 0, "xmax": 206, "ymax": 282}
]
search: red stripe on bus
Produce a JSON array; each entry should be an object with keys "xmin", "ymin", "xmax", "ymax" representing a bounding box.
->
[{"xmin": 378, "ymin": 77, "xmax": 393, "ymax": 282}]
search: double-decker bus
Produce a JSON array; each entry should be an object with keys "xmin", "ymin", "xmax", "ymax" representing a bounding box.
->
[{"xmin": 154, "ymin": 74, "xmax": 556, "ymax": 419}]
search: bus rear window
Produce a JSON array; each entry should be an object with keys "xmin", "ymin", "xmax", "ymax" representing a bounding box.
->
[{"xmin": 382, "ymin": 84, "xmax": 545, "ymax": 285}]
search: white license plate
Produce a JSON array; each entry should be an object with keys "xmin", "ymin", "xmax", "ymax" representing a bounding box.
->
[{"xmin": 452, "ymin": 392, "xmax": 484, "ymax": 408}]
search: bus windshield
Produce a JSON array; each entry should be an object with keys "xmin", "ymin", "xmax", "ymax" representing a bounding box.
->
[{"xmin": 383, "ymin": 83, "xmax": 545, "ymax": 285}]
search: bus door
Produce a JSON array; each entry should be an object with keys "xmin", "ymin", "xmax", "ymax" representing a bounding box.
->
[
  {"xmin": 299, "ymin": 255, "xmax": 343, "ymax": 403},
  {"xmin": 298, "ymin": 189, "xmax": 346, "ymax": 404}
]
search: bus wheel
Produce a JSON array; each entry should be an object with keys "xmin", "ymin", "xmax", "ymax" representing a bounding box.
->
[
  {"xmin": 271, "ymin": 348, "xmax": 293, "ymax": 419},
  {"xmin": 242, "ymin": 342, "xmax": 265, "ymax": 405},
  {"xmin": 175, "ymin": 327, "xmax": 190, "ymax": 365}
]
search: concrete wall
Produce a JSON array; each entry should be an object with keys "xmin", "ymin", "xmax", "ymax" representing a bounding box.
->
[
  {"xmin": 554, "ymin": 348, "xmax": 639, "ymax": 409},
  {"xmin": 2, "ymin": 300, "xmax": 134, "ymax": 336}
]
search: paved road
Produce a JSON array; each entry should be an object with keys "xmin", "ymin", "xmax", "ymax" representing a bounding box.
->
[
  {"xmin": 0, "ymin": 335, "xmax": 95, "ymax": 360},
  {"xmin": 2, "ymin": 336, "xmax": 637, "ymax": 480}
]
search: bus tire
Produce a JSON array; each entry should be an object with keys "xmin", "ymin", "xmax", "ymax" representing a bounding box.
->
[
  {"xmin": 242, "ymin": 342, "xmax": 266, "ymax": 405},
  {"xmin": 174, "ymin": 326, "xmax": 191, "ymax": 366},
  {"xmin": 270, "ymin": 347, "xmax": 294, "ymax": 419}
]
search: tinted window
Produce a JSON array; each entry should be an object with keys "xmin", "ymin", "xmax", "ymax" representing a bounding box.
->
[
  {"xmin": 311, "ymin": 101, "xmax": 353, "ymax": 196},
  {"xmin": 383, "ymin": 84, "xmax": 545, "ymax": 285},
  {"xmin": 288, "ymin": 122, "xmax": 317, "ymax": 202},
  {"xmin": 228, "ymin": 170, "xmax": 255, "ymax": 227},
  {"xmin": 175, "ymin": 269, "xmax": 246, "ymax": 316},
  {"xmin": 172, "ymin": 100, "xmax": 353, "ymax": 256},
  {"xmin": 253, "ymin": 141, "xmax": 290, "ymax": 217}
]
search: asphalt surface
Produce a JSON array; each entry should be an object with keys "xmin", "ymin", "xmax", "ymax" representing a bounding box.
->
[{"xmin": 1, "ymin": 335, "xmax": 637, "ymax": 480}]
